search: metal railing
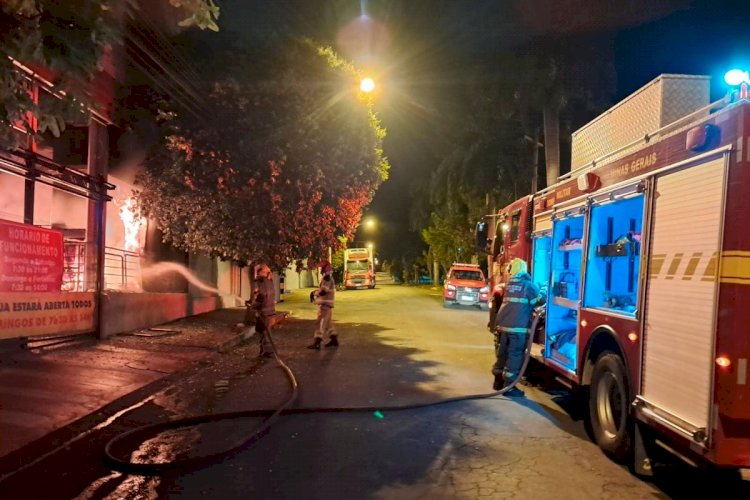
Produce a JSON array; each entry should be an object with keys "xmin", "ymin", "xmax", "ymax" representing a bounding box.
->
[{"xmin": 104, "ymin": 247, "xmax": 142, "ymax": 290}]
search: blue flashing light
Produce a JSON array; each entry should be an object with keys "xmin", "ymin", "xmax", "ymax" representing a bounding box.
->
[{"xmin": 724, "ymin": 69, "xmax": 750, "ymax": 86}]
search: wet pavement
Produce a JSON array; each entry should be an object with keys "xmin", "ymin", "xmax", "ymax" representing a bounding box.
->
[
  {"xmin": 0, "ymin": 308, "xmax": 244, "ymax": 467},
  {"xmin": 1, "ymin": 283, "xmax": 748, "ymax": 498}
]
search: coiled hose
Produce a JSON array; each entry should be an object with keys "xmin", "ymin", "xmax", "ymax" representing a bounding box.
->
[{"xmin": 104, "ymin": 314, "xmax": 541, "ymax": 476}]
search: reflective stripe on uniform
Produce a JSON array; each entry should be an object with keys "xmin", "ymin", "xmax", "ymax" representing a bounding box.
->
[
  {"xmin": 497, "ymin": 326, "xmax": 529, "ymax": 333},
  {"xmin": 506, "ymin": 297, "xmax": 530, "ymax": 304}
]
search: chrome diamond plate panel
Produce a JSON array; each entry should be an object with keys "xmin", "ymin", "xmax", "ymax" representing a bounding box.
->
[{"xmin": 571, "ymin": 74, "xmax": 710, "ymax": 172}]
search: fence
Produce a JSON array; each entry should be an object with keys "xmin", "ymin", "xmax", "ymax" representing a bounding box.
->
[{"xmin": 104, "ymin": 247, "xmax": 142, "ymax": 290}]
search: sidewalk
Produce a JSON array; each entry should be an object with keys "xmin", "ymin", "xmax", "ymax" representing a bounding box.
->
[{"xmin": 0, "ymin": 307, "xmax": 248, "ymax": 464}]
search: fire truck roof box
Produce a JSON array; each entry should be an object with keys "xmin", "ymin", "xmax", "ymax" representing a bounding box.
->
[{"xmin": 571, "ymin": 74, "xmax": 710, "ymax": 172}]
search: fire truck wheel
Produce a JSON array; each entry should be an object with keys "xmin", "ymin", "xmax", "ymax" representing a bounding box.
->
[{"xmin": 590, "ymin": 352, "xmax": 632, "ymax": 463}]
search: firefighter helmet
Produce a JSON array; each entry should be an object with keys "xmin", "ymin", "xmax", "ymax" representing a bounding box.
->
[
  {"xmin": 319, "ymin": 259, "xmax": 333, "ymax": 275},
  {"xmin": 509, "ymin": 258, "xmax": 527, "ymax": 276},
  {"xmin": 254, "ymin": 263, "xmax": 271, "ymax": 279}
]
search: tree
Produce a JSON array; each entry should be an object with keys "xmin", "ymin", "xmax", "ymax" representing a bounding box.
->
[
  {"xmin": 0, "ymin": 0, "xmax": 219, "ymax": 145},
  {"xmin": 513, "ymin": 35, "xmax": 616, "ymax": 188},
  {"xmin": 413, "ymin": 56, "xmax": 530, "ymax": 272},
  {"xmin": 136, "ymin": 40, "xmax": 389, "ymax": 269},
  {"xmin": 415, "ymin": 35, "xmax": 616, "ymax": 269}
]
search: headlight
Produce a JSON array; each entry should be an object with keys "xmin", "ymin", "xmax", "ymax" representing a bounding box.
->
[
  {"xmin": 447, "ymin": 284, "xmax": 456, "ymax": 290},
  {"xmin": 480, "ymin": 285, "xmax": 489, "ymax": 293}
]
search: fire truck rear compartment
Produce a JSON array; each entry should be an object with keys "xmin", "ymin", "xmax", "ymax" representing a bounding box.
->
[{"xmin": 640, "ymin": 155, "xmax": 727, "ymax": 448}]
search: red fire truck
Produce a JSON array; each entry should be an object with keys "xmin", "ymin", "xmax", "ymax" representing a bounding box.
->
[{"xmin": 477, "ymin": 74, "xmax": 750, "ymax": 475}]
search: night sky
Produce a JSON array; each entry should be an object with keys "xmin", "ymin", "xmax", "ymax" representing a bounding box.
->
[{"xmin": 214, "ymin": 0, "xmax": 750, "ymax": 261}]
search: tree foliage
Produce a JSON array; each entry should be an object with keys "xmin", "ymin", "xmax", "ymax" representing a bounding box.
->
[
  {"xmin": 136, "ymin": 40, "xmax": 389, "ymax": 269},
  {"xmin": 413, "ymin": 60, "xmax": 530, "ymax": 273},
  {"xmin": 415, "ymin": 38, "xmax": 615, "ymax": 273},
  {"xmin": 0, "ymin": 0, "xmax": 219, "ymax": 145}
]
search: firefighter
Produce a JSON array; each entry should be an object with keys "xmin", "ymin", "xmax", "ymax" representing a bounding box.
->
[
  {"xmin": 307, "ymin": 260, "xmax": 338, "ymax": 350},
  {"xmin": 492, "ymin": 257, "xmax": 545, "ymax": 396},
  {"xmin": 251, "ymin": 263, "xmax": 276, "ymax": 357},
  {"xmin": 488, "ymin": 252, "xmax": 508, "ymax": 331}
]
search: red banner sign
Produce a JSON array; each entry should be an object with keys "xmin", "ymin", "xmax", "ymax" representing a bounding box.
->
[
  {"xmin": 0, "ymin": 219, "xmax": 64, "ymax": 293},
  {"xmin": 0, "ymin": 292, "xmax": 95, "ymax": 338}
]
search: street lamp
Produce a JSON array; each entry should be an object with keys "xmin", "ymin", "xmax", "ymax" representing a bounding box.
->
[{"xmin": 360, "ymin": 77, "xmax": 376, "ymax": 93}]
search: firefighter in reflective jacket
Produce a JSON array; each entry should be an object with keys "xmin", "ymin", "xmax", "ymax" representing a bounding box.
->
[
  {"xmin": 307, "ymin": 260, "xmax": 338, "ymax": 350},
  {"xmin": 492, "ymin": 258, "xmax": 545, "ymax": 395},
  {"xmin": 251, "ymin": 263, "xmax": 277, "ymax": 358}
]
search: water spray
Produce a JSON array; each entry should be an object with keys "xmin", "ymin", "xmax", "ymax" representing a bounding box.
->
[{"xmin": 140, "ymin": 261, "xmax": 223, "ymax": 296}]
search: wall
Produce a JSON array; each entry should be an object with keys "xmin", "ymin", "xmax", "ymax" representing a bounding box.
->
[
  {"xmin": 141, "ymin": 222, "xmax": 188, "ymax": 293},
  {"xmin": 283, "ymin": 261, "xmax": 318, "ymax": 292},
  {"xmin": 99, "ymin": 291, "xmax": 234, "ymax": 338},
  {"xmin": 241, "ymin": 266, "xmax": 251, "ymax": 301},
  {"xmin": 188, "ymin": 253, "xmax": 216, "ymax": 297},
  {"xmin": 0, "ymin": 173, "xmax": 24, "ymax": 223},
  {"xmin": 217, "ymin": 260, "xmax": 232, "ymax": 295}
]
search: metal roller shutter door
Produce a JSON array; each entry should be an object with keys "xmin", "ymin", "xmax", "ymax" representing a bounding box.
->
[{"xmin": 642, "ymin": 155, "xmax": 726, "ymax": 430}]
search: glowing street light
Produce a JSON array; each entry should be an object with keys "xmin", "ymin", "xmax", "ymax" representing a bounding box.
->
[
  {"xmin": 364, "ymin": 217, "xmax": 376, "ymax": 229},
  {"xmin": 360, "ymin": 77, "xmax": 376, "ymax": 93},
  {"xmin": 367, "ymin": 242, "xmax": 374, "ymax": 250}
]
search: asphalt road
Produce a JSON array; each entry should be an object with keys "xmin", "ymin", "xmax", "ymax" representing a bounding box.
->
[{"xmin": 3, "ymin": 281, "xmax": 748, "ymax": 499}]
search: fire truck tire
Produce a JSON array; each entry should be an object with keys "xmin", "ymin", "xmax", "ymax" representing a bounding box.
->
[{"xmin": 589, "ymin": 352, "xmax": 632, "ymax": 463}]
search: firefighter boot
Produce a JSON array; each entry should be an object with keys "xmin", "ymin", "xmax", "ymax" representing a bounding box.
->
[
  {"xmin": 505, "ymin": 386, "xmax": 525, "ymax": 398},
  {"xmin": 324, "ymin": 335, "xmax": 339, "ymax": 348},
  {"xmin": 307, "ymin": 338, "xmax": 322, "ymax": 350},
  {"xmin": 493, "ymin": 375, "xmax": 504, "ymax": 391}
]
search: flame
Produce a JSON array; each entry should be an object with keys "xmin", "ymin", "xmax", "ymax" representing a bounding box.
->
[{"xmin": 119, "ymin": 197, "xmax": 145, "ymax": 253}]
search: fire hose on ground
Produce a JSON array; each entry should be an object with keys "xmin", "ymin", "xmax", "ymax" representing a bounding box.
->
[{"xmin": 103, "ymin": 313, "xmax": 542, "ymax": 476}]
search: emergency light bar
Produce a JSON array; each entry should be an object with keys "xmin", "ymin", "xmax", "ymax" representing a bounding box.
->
[
  {"xmin": 725, "ymin": 69, "xmax": 749, "ymax": 100},
  {"xmin": 724, "ymin": 69, "xmax": 749, "ymax": 86}
]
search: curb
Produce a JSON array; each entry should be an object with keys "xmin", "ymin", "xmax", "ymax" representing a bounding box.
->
[
  {"xmin": 218, "ymin": 312, "xmax": 288, "ymax": 353},
  {"xmin": 217, "ymin": 326, "xmax": 256, "ymax": 353}
]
